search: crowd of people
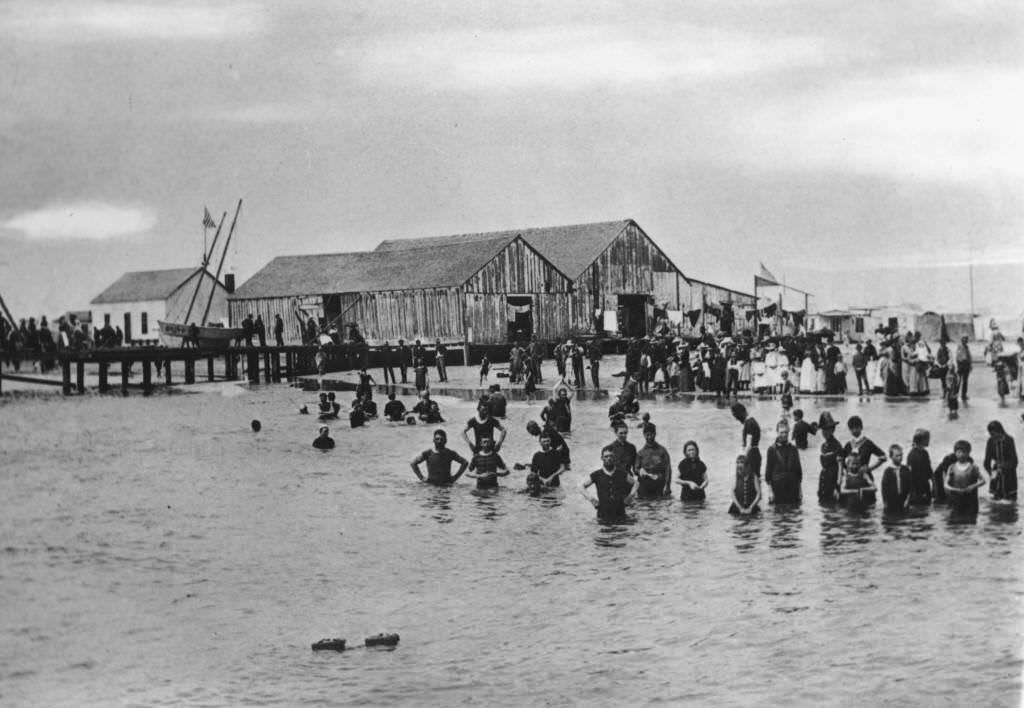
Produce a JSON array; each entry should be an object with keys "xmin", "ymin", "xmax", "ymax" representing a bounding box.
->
[
  {"xmin": 308, "ymin": 361, "xmax": 1019, "ymax": 522},
  {"xmin": 0, "ymin": 314, "xmax": 101, "ymax": 372}
]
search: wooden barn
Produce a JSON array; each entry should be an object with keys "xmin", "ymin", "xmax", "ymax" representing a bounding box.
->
[
  {"xmin": 377, "ymin": 219, "xmax": 690, "ymax": 339},
  {"xmin": 228, "ymin": 235, "xmax": 572, "ymax": 346}
]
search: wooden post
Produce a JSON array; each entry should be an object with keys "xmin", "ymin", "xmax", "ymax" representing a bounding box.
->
[
  {"xmin": 121, "ymin": 360, "xmax": 129, "ymax": 395},
  {"xmin": 98, "ymin": 362, "xmax": 109, "ymax": 392},
  {"xmin": 285, "ymin": 351, "xmax": 292, "ymax": 380},
  {"xmin": 207, "ymin": 356, "xmax": 215, "ymax": 382},
  {"xmin": 76, "ymin": 360, "xmax": 85, "ymax": 394},
  {"xmin": 142, "ymin": 360, "xmax": 152, "ymax": 395},
  {"xmin": 185, "ymin": 357, "xmax": 195, "ymax": 384},
  {"xmin": 62, "ymin": 359, "xmax": 72, "ymax": 395},
  {"xmin": 263, "ymin": 351, "xmax": 272, "ymax": 383},
  {"xmin": 164, "ymin": 357, "xmax": 172, "ymax": 386},
  {"xmin": 248, "ymin": 351, "xmax": 259, "ymax": 384},
  {"xmin": 272, "ymin": 352, "xmax": 281, "ymax": 382}
]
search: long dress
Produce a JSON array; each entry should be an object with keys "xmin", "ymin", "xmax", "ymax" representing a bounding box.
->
[
  {"xmin": 799, "ymin": 356, "xmax": 816, "ymax": 393},
  {"xmin": 751, "ymin": 360, "xmax": 768, "ymax": 393},
  {"xmin": 866, "ymin": 358, "xmax": 883, "ymax": 392},
  {"xmin": 914, "ymin": 343, "xmax": 931, "ymax": 395},
  {"xmin": 902, "ymin": 343, "xmax": 918, "ymax": 394}
]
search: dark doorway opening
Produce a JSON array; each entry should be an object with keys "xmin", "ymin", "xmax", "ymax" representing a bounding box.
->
[
  {"xmin": 617, "ymin": 294, "xmax": 650, "ymax": 339},
  {"xmin": 507, "ymin": 295, "xmax": 533, "ymax": 342}
]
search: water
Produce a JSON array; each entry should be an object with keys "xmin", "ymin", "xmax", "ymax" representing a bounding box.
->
[{"xmin": 1, "ymin": 374, "xmax": 1022, "ymax": 706}]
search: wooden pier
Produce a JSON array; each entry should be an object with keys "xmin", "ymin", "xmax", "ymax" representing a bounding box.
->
[{"xmin": 0, "ymin": 345, "xmax": 340, "ymax": 395}]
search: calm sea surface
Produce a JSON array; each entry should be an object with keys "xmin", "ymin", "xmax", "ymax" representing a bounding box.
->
[{"xmin": 1, "ymin": 372, "xmax": 1022, "ymax": 706}]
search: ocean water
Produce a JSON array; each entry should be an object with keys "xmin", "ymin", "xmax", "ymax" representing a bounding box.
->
[{"xmin": 1, "ymin": 375, "xmax": 1022, "ymax": 707}]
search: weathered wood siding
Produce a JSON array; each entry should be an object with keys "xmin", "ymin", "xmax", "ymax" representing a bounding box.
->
[
  {"xmin": 228, "ymin": 296, "xmax": 311, "ymax": 344},
  {"xmin": 685, "ymin": 281, "xmax": 756, "ymax": 335},
  {"xmin": 464, "ymin": 293, "xmax": 573, "ymax": 344},
  {"xmin": 344, "ymin": 289, "xmax": 464, "ymax": 343},
  {"xmin": 570, "ymin": 222, "xmax": 685, "ymax": 335},
  {"xmin": 464, "ymin": 237, "xmax": 571, "ymax": 294}
]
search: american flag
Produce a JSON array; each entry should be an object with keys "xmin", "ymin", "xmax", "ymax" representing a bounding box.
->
[{"xmin": 202, "ymin": 207, "xmax": 216, "ymax": 228}]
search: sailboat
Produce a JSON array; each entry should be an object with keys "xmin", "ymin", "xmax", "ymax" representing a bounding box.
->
[{"xmin": 159, "ymin": 199, "xmax": 246, "ymax": 348}]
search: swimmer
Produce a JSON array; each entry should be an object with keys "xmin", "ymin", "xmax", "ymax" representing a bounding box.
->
[
  {"xmin": 463, "ymin": 400, "xmax": 506, "ymax": 454},
  {"xmin": 766, "ymin": 420, "xmax": 802, "ymax": 505},
  {"xmin": 526, "ymin": 433, "xmax": 565, "ymax": 488},
  {"xmin": 602, "ymin": 422, "xmax": 637, "ymax": 475},
  {"xmin": 880, "ymin": 444, "xmax": 912, "ymax": 513},
  {"xmin": 840, "ymin": 454, "xmax": 877, "ymax": 511},
  {"xmin": 312, "ymin": 425, "xmax": 335, "ymax": 450},
  {"xmin": 944, "ymin": 440, "xmax": 988, "ymax": 515},
  {"xmin": 383, "ymin": 392, "xmax": 406, "ymax": 422},
  {"xmin": 984, "ymin": 421, "xmax": 1018, "ymax": 502},
  {"xmin": 636, "ymin": 423, "xmax": 671, "ymax": 498},
  {"xmin": 328, "ymin": 392, "xmax": 341, "ymax": 416},
  {"xmin": 465, "ymin": 438, "xmax": 509, "ymax": 489},
  {"xmin": 728, "ymin": 454, "xmax": 761, "ymax": 515},
  {"xmin": 791, "ymin": 409, "xmax": 816, "ymax": 451},
  {"xmin": 731, "ymin": 403, "xmax": 762, "ymax": 479},
  {"xmin": 410, "ymin": 429, "xmax": 469, "ymax": 485},
  {"xmin": 486, "ymin": 384, "xmax": 508, "ymax": 418},
  {"xmin": 906, "ymin": 429, "xmax": 934, "ymax": 505},
  {"xmin": 349, "ymin": 400, "xmax": 366, "ymax": 428},
  {"xmin": 525, "ymin": 420, "xmax": 570, "ymax": 470},
  {"xmin": 581, "ymin": 449, "xmax": 638, "ymax": 519},
  {"xmin": 843, "ymin": 416, "xmax": 886, "ymax": 474},
  {"xmin": 676, "ymin": 440, "xmax": 708, "ymax": 502},
  {"xmin": 317, "ymin": 392, "xmax": 332, "ymax": 415},
  {"xmin": 817, "ymin": 412, "xmax": 842, "ymax": 504}
]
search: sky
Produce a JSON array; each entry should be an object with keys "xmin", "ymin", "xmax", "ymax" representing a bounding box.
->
[{"xmin": 0, "ymin": 0, "xmax": 1021, "ymax": 321}]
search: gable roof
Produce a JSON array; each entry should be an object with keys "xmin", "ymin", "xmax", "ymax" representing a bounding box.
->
[
  {"xmin": 376, "ymin": 220, "xmax": 632, "ymax": 280},
  {"xmin": 231, "ymin": 235, "xmax": 544, "ymax": 299},
  {"xmin": 91, "ymin": 267, "xmax": 205, "ymax": 305}
]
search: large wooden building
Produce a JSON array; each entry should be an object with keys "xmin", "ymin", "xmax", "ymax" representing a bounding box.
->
[
  {"xmin": 377, "ymin": 219, "xmax": 692, "ymax": 339},
  {"xmin": 228, "ymin": 234, "xmax": 572, "ymax": 345}
]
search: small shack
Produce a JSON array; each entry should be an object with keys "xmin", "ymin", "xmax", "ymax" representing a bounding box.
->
[
  {"xmin": 377, "ymin": 219, "xmax": 690, "ymax": 339},
  {"xmin": 228, "ymin": 235, "xmax": 572, "ymax": 346},
  {"xmin": 90, "ymin": 267, "xmax": 229, "ymax": 345}
]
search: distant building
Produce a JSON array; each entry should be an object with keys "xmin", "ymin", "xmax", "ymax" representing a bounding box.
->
[{"xmin": 90, "ymin": 267, "xmax": 229, "ymax": 345}]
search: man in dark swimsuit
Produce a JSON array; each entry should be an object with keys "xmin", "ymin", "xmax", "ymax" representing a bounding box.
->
[
  {"xmin": 312, "ymin": 425, "xmax": 335, "ymax": 449},
  {"xmin": 397, "ymin": 339, "xmax": 410, "ymax": 383},
  {"xmin": 766, "ymin": 422, "xmax": 802, "ymax": 505},
  {"xmin": 582, "ymin": 449, "xmax": 638, "ymax": 519},
  {"xmin": 383, "ymin": 393, "xmax": 406, "ymax": 422},
  {"xmin": 526, "ymin": 420, "xmax": 570, "ymax": 470},
  {"xmin": 636, "ymin": 423, "xmax": 671, "ymax": 497},
  {"xmin": 731, "ymin": 403, "xmax": 762, "ymax": 478},
  {"xmin": 466, "ymin": 438, "xmax": 509, "ymax": 489},
  {"xmin": 603, "ymin": 423, "xmax": 637, "ymax": 476},
  {"xmin": 529, "ymin": 434, "xmax": 565, "ymax": 488},
  {"xmin": 817, "ymin": 413, "xmax": 842, "ymax": 504},
  {"xmin": 463, "ymin": 401, "xmax": 507, "ymax": 454},
  {"xmin": 411, "ymin": 430, "xmax": 469, "ymax": 484},
  {"xmin": 487, "ymin": 384, "xmax": 508, "ymax": 418},
  {"xmin": 842, "ymin": 416, "xmax": 886, "ymax": 474}
]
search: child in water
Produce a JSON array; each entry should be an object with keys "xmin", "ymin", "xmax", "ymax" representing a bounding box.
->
[
  {"xmin": 465, "ymin": 437, "xmax": 509, "ymax": 490},
  {"xmin": 840, "ymin": 454, "xmax": 877, "ymax": 511},
  {"xmin": 944, "ymin": 367, "xmax": 960, "ymax": 418},
  {"xmin": 676, "ymin": 440, "xmax": 708, "ymax": 502},
  {"xmin": 944, "ymin": 440, "xmax": 987, "ymax": 515},
  {"xmin": 994, "ymin": 359, "xmax": 1010, "ymax": 405},
  {"xmin": 881, "ymin": 444, "xmax": 912, "ymax": 513},
  {"xmin": 728, "ymin": 455, "xmax": 761, "ymax": 515}
]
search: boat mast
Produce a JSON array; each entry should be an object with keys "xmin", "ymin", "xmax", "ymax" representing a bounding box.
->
[
  {"xmin": 183, "ymin": 211, "xmax": 227, "ymax": 325},
  {"xmin": 201, "ymin": 199, "xmax": 242, "ymax": 326}
]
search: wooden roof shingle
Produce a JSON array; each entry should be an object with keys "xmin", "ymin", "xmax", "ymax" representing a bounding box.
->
[
  {"xmin": 376, "ymin": 220, "xmax": 632, "ymax": 280},
  {"xmin": 91, "ymin": 268, "xmax": 201, "ymax": 305},
  {"xmin": 231, "ymin": 235, "xmax": 522, "ymax": 299}
]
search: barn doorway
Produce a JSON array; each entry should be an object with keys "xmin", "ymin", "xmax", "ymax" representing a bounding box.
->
[
  {"xmin": 507, "ymin": 295, "xmax": 533, "ymax": 343},
  {"xmin": 617, "ymin": 294, "xmax": 650, "ymax": 339}
]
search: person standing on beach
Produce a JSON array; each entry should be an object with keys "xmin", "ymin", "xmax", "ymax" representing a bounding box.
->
[
  {"xmin": 955, "ymin": 336, "xmax": 972, "ymax": 400},
  {"xmin": 571, "ymin": 341, "xmax": 585, "ymax": 389},
  {"xmin": 434, "ymin": 339, "xmax": 448, "ymax": 383},
  {"xmin": 397, "ymin": 339, "xmax": 410, "ymax": 383},
  {"xmin": 380, "ymin": 341, "xmax": 396, "ymax": 385},
  {"xmin": 587, "ymin": 336, "xmax": 603, "ymax": 389}
]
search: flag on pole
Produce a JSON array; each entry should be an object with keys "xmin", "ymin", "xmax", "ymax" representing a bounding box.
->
[
  {"xmin": 755, "ymin": 262, "xmax": 781, "ymax": 287},
  {"xmin": 202, "ymin": 207, "xmax": 216, "ymax": 228}
]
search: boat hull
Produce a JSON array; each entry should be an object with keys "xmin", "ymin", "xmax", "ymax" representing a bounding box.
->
[{"xmin": 158, "ymin": 321, "xmax": 246, "ymax": 348}]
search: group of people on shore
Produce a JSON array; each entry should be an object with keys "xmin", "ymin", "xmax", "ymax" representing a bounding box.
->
[{"xmin": 1, "ymin": 314, "xmax": 98, "ymax": 372}]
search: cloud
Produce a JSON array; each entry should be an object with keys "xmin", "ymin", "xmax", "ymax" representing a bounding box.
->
[
  {"xmin": 4, "ymin": 203, "xmax": 156, "ymax": 240},
  {"xmin": 730, "ymin": 66, "xmax": 1024, "ymax": 184},
  {"xmin": 0, "ymin": 2, "xmax": 268, "ymax": 41},
  {"xmin": 344, "ymin": 24, "xmax": 832, "ymax": 90},
  {"xmin": 181, "ymin": 102, "xmax": 321, "ymax": 124}
]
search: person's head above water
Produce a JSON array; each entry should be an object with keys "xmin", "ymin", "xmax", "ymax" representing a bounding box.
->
[
  {"xmin": 684, "ymin": 440, "xmax": 700, "ymax": 459},
  {"xmin": 388, "ymin": 392, "xmax": 396, "ymax": 401},
  {"xmin": 847, "ymin": 416, "xmax": 864, "ymax": 436},
  {"xmin": 987, "ymin": 420, "xmax": 1006, "ymax": 438},
  {"xmin": 526, "ymin": 420, "xmax": 541, "ymax": 436},
  {"xmin": 318, "ymin": 425, "xmax": 330, "ymax": 436},
  {"xmin": 643, "ymin": 423, "xmax": 657, "ymax": 443},
  {"xmin": 601, "ymin": 449, "xmax": 616, "ymax": 469},
  {"xmin": 730, "ymin": 402, "xmax": 748, "ymax": 422},
  {"xmin": 479, "ymin": 437, "xmax": 494, "ymax": 452},
  {"xmin": 433, "ymin": 429, "xmax": 447, "ymax": 447},
  {"xmin": 614, "ymin": 424, "xmax": 629, "ymax": 442}
]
